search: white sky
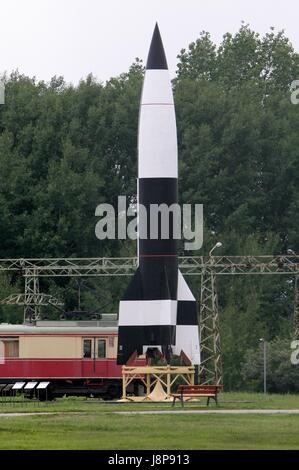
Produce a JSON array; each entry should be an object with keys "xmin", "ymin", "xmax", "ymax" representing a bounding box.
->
[{"xmin": 0, "ymin": 0, "xmax": 298, "ymax": 84}]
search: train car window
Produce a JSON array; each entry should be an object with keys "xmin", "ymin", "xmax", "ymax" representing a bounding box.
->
[
  {"xmin": 0, "ymin": 338, "xmax": 19, "ymax": 358},
  {"xmin": 83, "ymin": 339, "xmax": 92, "ymax": 358},
  {"xmin": 97, "ymin": 339, "xmax": 106, "ymax": 358}
]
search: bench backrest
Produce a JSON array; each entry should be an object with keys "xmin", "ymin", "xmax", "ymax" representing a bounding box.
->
[{"xmin": 176, "ymin": 384, "xmax": 221, "ymax": 394}]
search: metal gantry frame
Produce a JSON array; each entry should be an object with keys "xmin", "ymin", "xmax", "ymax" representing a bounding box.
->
[
  {"xmin": 199, "ymin": 266, "xmax": 222, "ymax": 385},
  {"xmin": 1, "ymin": 255, "xmax": 299, "ymax": 276},
  {"xmin": 1, "ymin": 255, "xmax": 299, "ymax": 385}
]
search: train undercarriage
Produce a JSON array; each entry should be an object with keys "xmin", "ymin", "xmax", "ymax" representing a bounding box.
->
[{"xmin": 0, "ymin": 378, "xmax": 131, "ymax": 401}]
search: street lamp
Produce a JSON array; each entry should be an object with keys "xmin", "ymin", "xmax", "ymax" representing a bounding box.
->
[
  {"xmin": 209, "ymin": 242, "xmax": 222, "ymax": 257},
  {"xmin": 259, "ymin": 338, "xmax": 267, "ymax": 395}
]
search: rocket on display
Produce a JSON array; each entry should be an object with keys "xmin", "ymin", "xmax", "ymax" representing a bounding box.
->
[{"xmin": 117, "ymin": 24, "xmax": 200, "ymax": 366}]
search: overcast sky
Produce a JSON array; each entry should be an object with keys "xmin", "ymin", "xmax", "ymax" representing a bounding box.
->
[{"xmin": 0, "ymin": 0, "xmax": 298, "ymax": 84}]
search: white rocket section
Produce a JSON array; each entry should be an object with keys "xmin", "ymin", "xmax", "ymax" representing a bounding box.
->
[
  {"xmin": 173, "ymin": 325, "xmax": 201, "ymax": 364},
  {"xmin": 138, "ymin": 69, "xmax": 178, "ymax": 179},
  {"xmin": 119, "ymin": 300, "xmax": 177, "ymax": 326},
  {"xmin": 138, "ymin": 106, "xmax": 177, "ymax": 178},
  {"xmin": 177, "ymin": 271, "xmax": 195, "ymax": 300},
  {"xmin": 141, "ymin": 70, "xmax": 174, "ymax": 104},
  {"xmin": 143, "ymin": 345, "xmax": 162, "ymax": 354},
  {"xmin": 136, "ymin": 178, "xmax": 139, "ymax": 260}
]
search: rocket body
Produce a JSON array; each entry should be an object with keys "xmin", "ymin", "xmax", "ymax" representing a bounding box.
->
[{"xmin": 117, "ymin": 25, "xmax": 200, "ymax": 366}]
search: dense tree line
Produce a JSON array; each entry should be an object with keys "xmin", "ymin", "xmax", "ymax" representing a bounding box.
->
[{"xmin": 1, "ymin": 25, "xmax": 299, "ymax": 389}]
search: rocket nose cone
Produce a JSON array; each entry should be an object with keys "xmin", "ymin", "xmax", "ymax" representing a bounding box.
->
[{"xmin": 146, "ymin": 23, "xmax": 168, "ymax": 70}]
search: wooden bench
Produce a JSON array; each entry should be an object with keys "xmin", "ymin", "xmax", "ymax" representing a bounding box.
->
[{"xmin": 171, "ymin": 384, "xmax": 222, "ymax": 407}]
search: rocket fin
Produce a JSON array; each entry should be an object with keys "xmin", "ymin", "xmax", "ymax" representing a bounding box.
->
[
  {"xmin": 121, "ymin": 262, "xmax": 172, "ymax": 302},
  {"xmin": 121, "ymin": 267, "xmax": 143, "ymax": 301},
  {"xmin": 173, "ymin": 270, "xmax": 201, "ymax": 365}
]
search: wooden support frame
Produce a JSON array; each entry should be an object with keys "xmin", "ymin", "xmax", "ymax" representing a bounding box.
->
[{"xmin": 121, "ymin": 365, "xmax": 195, "ymax": 401}]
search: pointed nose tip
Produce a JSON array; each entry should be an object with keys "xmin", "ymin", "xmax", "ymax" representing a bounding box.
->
[{"xmin": 146, "ymin": 23, "xmax": 168, "ymax": 70}]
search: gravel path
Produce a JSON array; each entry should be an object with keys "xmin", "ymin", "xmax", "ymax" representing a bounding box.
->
[
  {"xmin": 115, "ymin": 409, "xmax": 299, "ymax": 415},
  {"xmin": 0, "ymin": 412, "xmax": 54, "ymax": 417}
]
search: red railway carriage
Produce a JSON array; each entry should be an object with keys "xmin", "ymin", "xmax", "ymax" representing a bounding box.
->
[{"xmin": 0, "ymin": 317, "xmax": 144, "ymax": 399}]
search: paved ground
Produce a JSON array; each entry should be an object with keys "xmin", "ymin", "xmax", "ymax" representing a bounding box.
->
[
  {"xmin": 0, "ymin": 412, "xmax": 53, "ymax": 417},
  {"xmin": 115, "ymin": 409, "xmax": 299, "ymax": 415},
  {"xmin": 2, "ymin": 409, "xmax": 299, "ymax": 417}
]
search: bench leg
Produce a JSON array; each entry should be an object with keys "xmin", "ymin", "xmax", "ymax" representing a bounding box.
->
[
  {"xmin": 180, "ymin": 395, "xmax": 184, "ymax": 408},
  {"xmin": 172, "ymin": 397, "xmax": 176, "ymax": 408},
  {"xmin": 207, "ymin": 396, "xmax": 218, "ymax": 406}
]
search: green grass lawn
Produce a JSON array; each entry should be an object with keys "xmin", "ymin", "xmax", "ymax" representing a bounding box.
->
[
  {"xmin": 0, "ymin": 412, "xmax": 299, "ymax": 449},
  {"xmin": 0, "ymin": 393, "xmax": 299, "ymax": 449}
]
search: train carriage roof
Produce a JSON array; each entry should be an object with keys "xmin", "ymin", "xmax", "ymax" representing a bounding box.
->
[{"xmin": 0, "ymin": 319, "xmax": 118, "ymax": 334}]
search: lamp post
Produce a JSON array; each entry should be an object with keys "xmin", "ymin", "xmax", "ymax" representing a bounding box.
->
[
  {"xmin": 259, "ymin": 338, "xmax": 267, "ymax": 395},
  {"xmin": 209, "ymin": 242, "xmax": 222, "ymax": 257}
]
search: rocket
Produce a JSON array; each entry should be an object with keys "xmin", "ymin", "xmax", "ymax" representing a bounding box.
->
[{"xmin": 117, "ymin": 24, "xmax": 200, "ymax": 366}]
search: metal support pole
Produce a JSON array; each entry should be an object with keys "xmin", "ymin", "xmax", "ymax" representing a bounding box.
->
[
  {"xmin": 199, "ymin": 265, "xmax": 222, "ymax": 385},
  {"xmin": 263, "ymin": 340, "xmax": 267, "ymax": 395},
  {"xmin": 259, "ymin": 338, "xmax": 267, "ymax": 394},
  {"xmin": 24, "ymin": 269, "xmax": 40, "ymax": 322},
  {"xmin": 122, "ymin": 366, "xmax": 126, "ymax": 400}
]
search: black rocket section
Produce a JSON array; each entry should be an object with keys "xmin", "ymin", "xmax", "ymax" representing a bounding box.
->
[
  {"xmin": 138, "ymin": 177, "xmax": 178, "ymax": 300},
  {"xmin": 121, "ymin": 268, "xmax": 143, "ymax": 301},
  {"xmin": 117, "ymin": 325, "xmax": 176, "ymax": 365},
  {"xmin": 146, "ymin": 23, "xmax": 168, "ymax": 70}
]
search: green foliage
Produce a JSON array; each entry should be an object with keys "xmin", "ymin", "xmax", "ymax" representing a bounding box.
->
[
  {"xmin": 0, "ymin": 274, "xmax": 22, "ymax": 323},
  {"xmin": 176, "ymin": 24, "xmax": 299, "ymax": 91},
  {"xmin": 242, "ymin": 339, "xmax": 299, "ymax": 393}
]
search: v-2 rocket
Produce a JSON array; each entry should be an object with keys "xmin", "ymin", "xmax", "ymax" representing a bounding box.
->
[{"xmin": 117, "ymin": 24, "xmax": 200, "ymax": 366}]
